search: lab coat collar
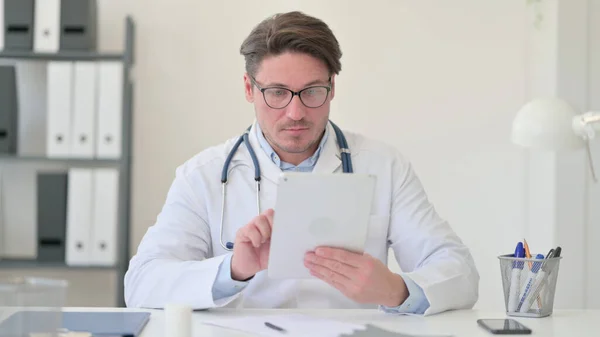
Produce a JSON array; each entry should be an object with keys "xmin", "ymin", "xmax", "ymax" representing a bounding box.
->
[{"xmin": 244, "ymin": 121, "xmax": 343, "ymax": 184}]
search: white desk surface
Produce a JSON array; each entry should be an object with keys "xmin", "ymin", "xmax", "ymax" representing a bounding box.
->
[{"xmin": 2, "ymin": 307, "xmax": 599, "ymax": 336}]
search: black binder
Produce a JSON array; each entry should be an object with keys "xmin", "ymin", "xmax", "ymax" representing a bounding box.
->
[
  {"xmin": 0, "ymin": 66, "xmax": 18, "ymax": 154},
  {"xmin": 36, "ymin": 172, "xmax": 68, "ymax": 262},
  {"xmin": 60, "ymin": 0, "xmax": 97, "ymax": 51},
  {"xmin": 3, "ymin": 0, "xmax": 35, "ymax": 50}
]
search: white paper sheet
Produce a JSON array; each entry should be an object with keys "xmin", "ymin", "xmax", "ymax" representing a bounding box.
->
[{"xmin": 201, "ymin": 314, "xmax": 366, "ymax": 337}]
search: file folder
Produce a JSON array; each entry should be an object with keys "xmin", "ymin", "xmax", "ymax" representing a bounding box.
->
[
  {"xmin": 46, "ymin": 61, "xmax": 73, "ymax": 157},
  {"xmin": 96, "ymin": 62, "xmax": 123, "ymax": 159},
  {"xmin": 66, "ymin": 168, "xmax": 92, "ymax": 265},
  {"xmin": 91, "ymin": 168, "xmax": 119, "ymax": 265},
  {"xmin": 0, "ymin": 65, "xmax": 18, "ymax": 154},
  {"xmin": 0, "ymin": 0, "xmax": 4, "ymax": 51},
  {"xmin": 15, "ymin": 61, "xmax": 48, "ymax": 156},
  {"xmin": 70, "ymin": 62, "xmax": 96, "ymax": 158},
  {"xmin": 60, "ymin": 0, "xmax": 97, "ymax": 51},
  {"xmin": 3, "ymin": 0, "xmax": 34, "ymax": 50},
  {"xmin": 33, "ymin": 0, "xmax": 61, "ymax": 53},
  {"xmin": 37, "ymin": 172, "xmax": 68, "ymax": 262}
]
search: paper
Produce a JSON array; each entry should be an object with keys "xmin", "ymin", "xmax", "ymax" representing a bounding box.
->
[{"xmin": 202, "ymin": 314, "xmax": 366, "ymax": 337}]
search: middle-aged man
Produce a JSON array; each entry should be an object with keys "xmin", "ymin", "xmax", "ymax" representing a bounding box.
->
[{"xmin": 124, "ymin": 11, "xmax": 479, "ymax": 316}]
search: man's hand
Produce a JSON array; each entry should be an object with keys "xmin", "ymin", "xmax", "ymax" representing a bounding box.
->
[
  {"xmin": 304, "ymin": 247, "xmax": 408, "ymax": 307},
  {"xmin": 230, "ymin": 209, "xmax": 274, "ymax": 281}
]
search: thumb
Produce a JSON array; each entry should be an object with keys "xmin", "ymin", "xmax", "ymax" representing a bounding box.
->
[{"xmin": 264, "ymin": 208, "xmax": 275, "ymax": 227}]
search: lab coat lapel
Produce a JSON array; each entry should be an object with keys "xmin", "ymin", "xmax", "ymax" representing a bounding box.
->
[{"xmin": 313, "ymin": 122, "xmax": 343, "ymax": 174}]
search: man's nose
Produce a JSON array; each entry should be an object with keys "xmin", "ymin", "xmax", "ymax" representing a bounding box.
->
[{"xmin": 286, "ymin": 95, "xmax": 306, "ymax": 121}]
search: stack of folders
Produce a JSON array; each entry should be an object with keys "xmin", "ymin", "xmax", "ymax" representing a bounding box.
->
[
  {"xmin": 47, "ymin": 60, "xmax": 123, "ymax": 159},
  {"xmin": 0, "ymin": 0, "xmax": 98, "ymax": 53}
]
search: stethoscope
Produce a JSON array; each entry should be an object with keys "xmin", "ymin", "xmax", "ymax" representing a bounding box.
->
[{"xmin": 219, "ymin": 120, "xmax": 353, "ymax": 251}]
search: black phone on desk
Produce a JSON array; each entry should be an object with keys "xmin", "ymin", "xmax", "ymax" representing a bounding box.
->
[{"xmin": 477, "ymin": 319, "xmax": 532, "ymax": 334}]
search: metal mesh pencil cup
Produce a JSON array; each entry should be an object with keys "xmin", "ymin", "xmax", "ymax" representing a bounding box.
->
[{"xmin": 498, "ymin": 254, "xmax": 562, "ymax": 318}]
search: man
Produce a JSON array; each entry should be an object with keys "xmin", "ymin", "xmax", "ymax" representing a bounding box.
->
[{"xmin": 124, "ymin": 11, "xmax": 479, "ymax": 315}]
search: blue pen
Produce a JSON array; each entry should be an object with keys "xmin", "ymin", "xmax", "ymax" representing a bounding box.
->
[
  {"xmin": 516, "ymin": 253, "xmax": 544, "ymax": 312},
  {"xmin": 507, "ymin": 242, "xmax": 525, "ymax": 312}
]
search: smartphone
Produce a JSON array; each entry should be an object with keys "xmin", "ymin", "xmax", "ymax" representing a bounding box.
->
[{"xmin": 477, "ymin": 319, "xmax": 532, "ymax": 334}]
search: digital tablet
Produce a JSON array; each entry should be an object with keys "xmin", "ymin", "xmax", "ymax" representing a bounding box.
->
[{"xmin": 267, "ymin": 172, "xmax": 377, "ymax": 279}]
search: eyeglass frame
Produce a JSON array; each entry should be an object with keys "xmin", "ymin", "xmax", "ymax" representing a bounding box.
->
[{"xmin": 250, "ymin": 75, "xmax": 333, "ymax": 109}]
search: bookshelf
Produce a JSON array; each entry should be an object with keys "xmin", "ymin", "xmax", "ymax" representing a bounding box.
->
[{"xmin": 0, "ymin": 16, "xmax": 135, "ymax": 307}]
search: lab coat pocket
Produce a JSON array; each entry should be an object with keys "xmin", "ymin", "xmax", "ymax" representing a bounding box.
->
[{"xmin": 364, "ymin": 215, "xmax": 390, "ymax": 262}]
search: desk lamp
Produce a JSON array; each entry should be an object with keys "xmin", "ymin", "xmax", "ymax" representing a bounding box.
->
[{"xmin": 511, "ymin": 97, "xmax": 600, "ymax": 182}]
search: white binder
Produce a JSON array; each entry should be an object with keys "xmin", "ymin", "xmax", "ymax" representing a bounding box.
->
[
  {"xmin": 46, "ymin": 61, "xmax": 73, "ymax": 157},
  {"xmin": 65, "ymin": 168, "xmax": 93, "ymax": 265},
  {"xmin": 91, "ymin": 168, "xmax": 119, "ymax": 265},
  {"xmin": 96, "ymin": 62, "xmax": 123, "ymax": 159},
  {"xmin": 70, "ymin": 62, "xmax": 97, "ymax": 158},
  {"xmin": 0, "ymin": 0, "xmax": 4, "ymax": 51},
  {"xmin": 33, "ymin": 0, "xmax": 61, "ymax": 53}
]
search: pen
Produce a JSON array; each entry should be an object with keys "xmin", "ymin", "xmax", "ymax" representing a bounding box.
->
[
  {"xmin": 507, "ymin": 242, "xmax": 525, "ymax": 312},
  {"xmin": 516, "ymin": 253, "xmax": 544, "ymax": 312},
  {"xmin": 265, "ymin": 321, "xmax": 287, "ymax": 334},
  {"xmin": 519, "ymin": 246, "xmax": 561, "ymax": 313}
]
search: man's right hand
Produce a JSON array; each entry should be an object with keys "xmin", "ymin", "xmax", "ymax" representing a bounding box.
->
[{"xmin": 230, "ymin": 208, "xmax": 274, "ymax": 281}]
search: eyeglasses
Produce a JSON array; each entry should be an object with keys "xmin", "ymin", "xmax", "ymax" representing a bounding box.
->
[{"xmin": 251, "ymin": 76, "xmax": 332, "ymax": 109}]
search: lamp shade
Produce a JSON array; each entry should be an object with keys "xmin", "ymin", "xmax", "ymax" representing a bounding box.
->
[{"xmin": 511, "ymin": 97, "xmax": 585, "ymax": 151}]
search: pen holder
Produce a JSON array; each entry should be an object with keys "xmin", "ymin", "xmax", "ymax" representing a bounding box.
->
[{"xmin": 498, "ymin": 254, "xmax": 562, "ymax": 318}]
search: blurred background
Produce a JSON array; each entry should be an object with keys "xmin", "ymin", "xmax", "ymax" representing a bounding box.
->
[{"xmin": 0, "ymin": 0, "xmax": 598, "ymax": 312}]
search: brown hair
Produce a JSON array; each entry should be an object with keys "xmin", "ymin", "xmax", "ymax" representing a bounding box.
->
[{"xmin": 240, "ymin": 11, "xmax": 342, "ymax": 78}]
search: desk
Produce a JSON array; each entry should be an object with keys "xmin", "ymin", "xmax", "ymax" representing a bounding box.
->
[{"xmin": 1, "ymin": 307, "xmax": 598, "ymax": 336}]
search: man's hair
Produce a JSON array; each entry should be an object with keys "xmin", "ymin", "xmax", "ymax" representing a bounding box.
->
[{"xmin": 240, "ymin": 11, "xmax": 342, "ymax": 78}]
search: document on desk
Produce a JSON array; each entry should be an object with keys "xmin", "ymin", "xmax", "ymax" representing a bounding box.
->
[{"xmin": 202, "ymin": 314, "xmax": 365, "ymax": 337}]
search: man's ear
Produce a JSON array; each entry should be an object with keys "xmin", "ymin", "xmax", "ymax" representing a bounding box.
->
[
  {"xmin": 244, "ymin": 73, "xmax": 254, "ymax": 103},
  {"xmin": 329, "ymin": 75, "xmax": 336, "ymax": 101}
]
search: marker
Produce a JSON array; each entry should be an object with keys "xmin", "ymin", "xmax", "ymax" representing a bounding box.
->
[
  {"xmin": 507, "ymin": 242, "xmax": 525, "ymax": 312},
  {"xmin": 516, "ymin": 253, "xmax": 544, "ymax": 312}
]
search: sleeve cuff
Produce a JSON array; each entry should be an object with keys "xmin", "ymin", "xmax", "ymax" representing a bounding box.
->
[
  {"xmin": 379, "ymin": 273, "xmax": 430, "ymax": 315},
  {"xmin": 211, "ymin": 253, "xmax": 249, "ymax": 301}
]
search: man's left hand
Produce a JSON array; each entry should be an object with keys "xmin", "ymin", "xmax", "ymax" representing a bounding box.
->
[{"xmin": 304, "ymin": 247, "xmax": 408, "ymax": 307}]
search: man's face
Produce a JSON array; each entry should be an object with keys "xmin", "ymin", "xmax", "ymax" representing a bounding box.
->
[{"xmin": 244, "ymin": 52, "xmax": 335, "ymax": 157}]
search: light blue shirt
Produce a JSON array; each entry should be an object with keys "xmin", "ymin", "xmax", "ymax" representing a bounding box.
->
[{"xmin": 211, "ymin": 124, "xmax": 430, "ymax": 314}]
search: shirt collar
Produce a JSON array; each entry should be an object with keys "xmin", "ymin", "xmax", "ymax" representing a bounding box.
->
[{"xmin": 255, "ymin": 122, "xmax": 329, "ymax": 169}]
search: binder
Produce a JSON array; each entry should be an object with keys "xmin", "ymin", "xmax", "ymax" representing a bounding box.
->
[
  {"xmin": 90, "ymin": 168, "xmax": 119, "ymax": 265},
  {"xmin": 96, "ymin": 62, "xmax": 123, "ymax": 159},
  {"xmin": 33, "ymin": 0, "xmax": 61, "ymax": 53},
  {"xmin": 65, "ymin": 168, "xmax": 92, "ymax": 265},
  {"xmin": 0, "ymin": 66, "xmax": 18, "ymax": 154},
  {"xmin": 46, "ymin": 61, "xmax": 73, "ymax": 157},
  {"xmin": 3, "ymin": 0, "xmax": 34, "ymax": 50},
  {"xmin": 70, "ymin": 62, "xmax": 97, "ymax": 158},
  {"xmin": 36, "ymin": 172, "xmax": 68, "ymax": 262},
  {"xmin": 0, "ymin": 0, "xmax": 4, "ymax": 51},
  {"xmin": 60, "ymin": 0, "xmax": 97, "ymax": 51}
]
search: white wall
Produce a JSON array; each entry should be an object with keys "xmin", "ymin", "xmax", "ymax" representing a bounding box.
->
[{"xmin": 8, "ymin": 0, "xmax": 598, "ymax": 310}]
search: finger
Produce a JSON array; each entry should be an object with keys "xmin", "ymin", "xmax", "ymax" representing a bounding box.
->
[
  {"xmin": 264, "ymin": 208, "xmax": 275, "ymax": 227},
  {"xmin": 315, "ymin": 247, "xmax": 363, "ymax": 267},
  {"xmin": 310, "ymin": 269, "xmax": 349, "ymax": 292},
  {"xmin": 305, "ymin": 260, "xmax": 352, "ymax": 285},
  {"xmin": 254, "ymin": 215, "xmax": 272, "ymax": 243},
  {"xmin": 305, "ymin": 253, "xmax": 357, "ymax": 279},
  {"xmin": 241, "ymin": 225, "xmax": 262, "ymax": 248}
]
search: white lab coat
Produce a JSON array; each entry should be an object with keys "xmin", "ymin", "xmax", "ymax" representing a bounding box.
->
[{"xmin": 124, "ymin": 122, "xmax": 479, "ymax": 315}]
